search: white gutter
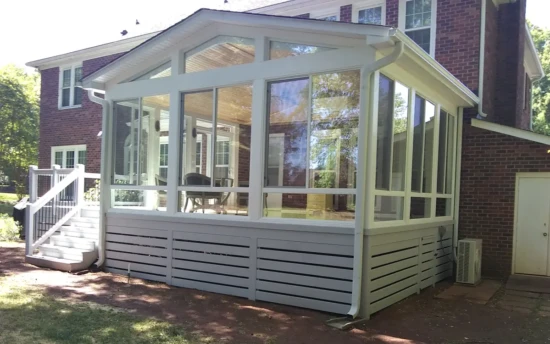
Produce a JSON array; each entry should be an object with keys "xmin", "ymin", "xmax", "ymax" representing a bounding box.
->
[
  {"xmin": 478, "ymin": 0, "xmax": 488, "ymax": 118},
  {"xmin": 87, "ymin": 89, "xmax": 110, "ymax": 267},
  {"xmin": 453, "ymin": 107, "xmax": 464, "ymax": 259},
  {"xmin": 347, "ymin": 40, "xmax": 404, "ymax": 320}
]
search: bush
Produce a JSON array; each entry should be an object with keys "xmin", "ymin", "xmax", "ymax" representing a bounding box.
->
[{"xmin": 0, "ymin": 213, "xmax": 21, "ymax": 241}]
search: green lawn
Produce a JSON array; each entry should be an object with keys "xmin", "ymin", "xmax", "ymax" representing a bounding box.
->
[
  {"xmin": 0, "ymin": 192, "xmax": 18, "ymax": 203},
  {"xmin": 0, "ymin": 280, "xmax": 209, "ymax": 344}
]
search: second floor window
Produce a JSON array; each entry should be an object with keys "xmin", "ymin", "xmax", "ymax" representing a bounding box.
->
[
  {"xmin": 402, "ymin": 0, "xmax": 435, "ymax": 55},
  {"xmin": 60, "ymin": 65, "xmax": 82, "ymax": 108},
  {"xmin": 356, "ymin": 5, "xmax": 384, "ymax": 25}
]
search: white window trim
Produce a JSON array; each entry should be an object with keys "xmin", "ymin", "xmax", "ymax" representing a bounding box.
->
[
  {"xmin": 58, "ymin": 63, "xmax": 83, "ymax": 109},
  {"xmin": 51, "ymin": 144, "xmax": 87, "ymax": 168},
  {"xmin": 310, "ymin": 8, "xmax": 340, "ymax": 21},
  {"xmin": 398, "ymin": 0, "xmax": 437, "ymax": 57},
  {"xmin": 352, "ymin": 1, "xmax": 386, "ymax": 25}
]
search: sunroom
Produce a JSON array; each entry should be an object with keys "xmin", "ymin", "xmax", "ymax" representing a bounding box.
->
[{"xmin": 81, "ymin": 9, "xmax": 477, "ymax": 319}]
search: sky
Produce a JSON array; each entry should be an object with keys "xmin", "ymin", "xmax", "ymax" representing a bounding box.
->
[{"xmin": 0, "ymin": 0, "xmax": 548, "ymax": 70}]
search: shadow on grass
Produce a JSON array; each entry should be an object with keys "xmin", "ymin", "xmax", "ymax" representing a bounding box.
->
[{"xmin": 0, "ymin": 285, "xmax": 209, "ymax": 344}]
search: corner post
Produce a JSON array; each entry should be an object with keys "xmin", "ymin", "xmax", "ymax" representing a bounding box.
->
[
  {"xmin": 25, "ymin": 165, "xmax": 38, "ymax": 256},
  {"xmin": 28, "ymin": 165, "xmax": 38, "ymax": 203},
  {"xmin": 51, "ymin": 164, "xmax": 60, "ymax": 214}
]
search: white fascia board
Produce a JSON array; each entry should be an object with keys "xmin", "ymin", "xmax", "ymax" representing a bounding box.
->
[
  {"xmin": 26, "ymin": 32, "xmax": 159, "ymax": 71},
  {"xmin": 82, "ymin": 9, "xmax": 392, "ymax": 86},
  {"xmin": 381, "ymin": 30, "xmax": 479, "ymax": 106},
  {"xmin": 524, "ymin": 24, "xmax": 544, "ymax": 80},
  {"xmin": 249, "ymin": 0, "xmax": 350, "ymax": 15},
  {"xmin": 472, "ymin": 118, "xmax": 550, "ymax": 146}
]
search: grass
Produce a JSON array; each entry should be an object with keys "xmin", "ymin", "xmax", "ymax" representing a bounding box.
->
[
  {"xmin": 0, "ymin": 192, "xmax": 18, "ymax": 203},
  {"xmin": 0, "ymin": 279, "xmax": 213, "ymax": 344},
  {"xmin": 0, "ymin": 203, "xmax": 13, "ymax": 216}
]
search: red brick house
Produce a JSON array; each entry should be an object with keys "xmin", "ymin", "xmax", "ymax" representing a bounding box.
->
[{"xmin": 24, "ymin": 0, "xmax": 548, "ymax": 319}]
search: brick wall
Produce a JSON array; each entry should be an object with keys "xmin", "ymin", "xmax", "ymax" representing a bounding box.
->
[
  {"xmin": 386, "ymin": 0, "xmax": 398, "ymax": 27},
  {"xmin": 340, "ymin": 4, "xmax": 352, "ymax": 22},
  {"xmin": 38, "ymin": 53, "xmax": 125, "ymax": 173},
  {"xmin": 459, "ymin": 123, "xmax": 550, "ymax": 277}
]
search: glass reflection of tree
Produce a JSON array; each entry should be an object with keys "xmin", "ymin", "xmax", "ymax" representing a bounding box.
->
[{"xmin": 310, "ymin": 71, "xmax": 360, "ymax": 189}]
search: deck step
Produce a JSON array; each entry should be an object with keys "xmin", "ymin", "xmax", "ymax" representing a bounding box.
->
[
  {"xmin": 39, "ymin": 244, "xmax": 97, "ymax": 262},
  {"xmin": 66, "ymin": 218, "xmax": 99, "ymax": 228},
  {"xmin": 60, "ymin": 225, "xmax": 99, "ymax": 239},
  {"xmin": 50, "ymin": 235, "xmax": 96, "ymax": 250},
  {"xmin": 25, "ymin": 255, "xmax": 94, "ymax": 272},
  {"xmin": 81, "ymin": 207, "xmax": 100, "ymax": 218}
]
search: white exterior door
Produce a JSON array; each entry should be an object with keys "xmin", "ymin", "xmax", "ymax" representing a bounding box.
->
[{"xmin": 515, "ymin": 176, "xmax": 550, "ymax": 276}]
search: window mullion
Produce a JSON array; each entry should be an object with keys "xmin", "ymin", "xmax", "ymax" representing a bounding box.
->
[
  {"xmin": 305, "ymin": 76, "xmax": 313, "ymax": 189},
  {"xmin": 70, "ymin": 67, "xmax": 75, "ymax": 106},
  {"xmin": 137, "ymin": 98, "xmax": 142, "ymax": 185},
  {"xmin": 211, "ymin": 88, "xmax": 218, "ymax": 187},
  {"xmin": 388, "ymin": 85, "xmax": 396, "ymax": 191},
  {"xmin": 249, "ymin": 79, "xmax": 266, "ymax": 220},
  {"xmin": 404, "ymin": 89, "xmax": 415, "ymax": 222}
]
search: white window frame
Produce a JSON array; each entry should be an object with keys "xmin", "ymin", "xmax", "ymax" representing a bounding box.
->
[
  {"xmin": 51, "ymin": 144, "xmax": 87, "ymax": 168},
  {"xmin": 352, "ymin": 1, "xmax": 386, "ymax": 25},
  {"xmin": 398, "ymin": 0, "xmax": 437, "ymax": 57},
  {"xmin": 311, "ymin": 8, "xmax": 340, "ymax": 21},
  {"xmin": 58, "ymin": 64, "xmax": 83, "ymax": 109}
]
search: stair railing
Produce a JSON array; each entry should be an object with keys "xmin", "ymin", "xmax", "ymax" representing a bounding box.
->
[{"xmin": 25, "ymin": 164, "xmax": 86, "ymax": 256}]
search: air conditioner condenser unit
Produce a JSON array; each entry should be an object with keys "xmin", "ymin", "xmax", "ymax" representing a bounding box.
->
[{"xmin": 456, "ymin": 238, "xmax": 482, "ymax": 285}]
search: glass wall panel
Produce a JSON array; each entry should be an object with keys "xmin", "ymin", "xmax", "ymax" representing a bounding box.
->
[
  {"xmin": 422, "ymin": 101, "xmax": 435, "ymax": 193},
  {"xmin": 185, "ymin": 36, "xmax": 255, "ymax": 74},
  {"xmin": 263, "ymin": 193, "xmax": 355, "ymax": 221},
  {"xmin": 132, "ymin": 61, "xmax": 171, "ymax": 81},
  {"xmin": 265, "ymin": 78, "xmax": 309, "ymax": 188},
  {"xmin": 269, "ymin": 41, "xmax": 333, "ymax": 60},
  {"xmin": 375, "ymin": 75, "xmax": 394, "ymax": 190},
  {"xmin": 111, "ymin": 190, "xmax": 166, "ymax": 211},
  {"xmin": 410, "ymin": 197, "xmax": 431, "ymax": 219},
  {"xmin": 180, "ymin": 191, "xmax": 248, "ymax": 215},
  {"xmin": 180, "ymin": 91, "xmax": 214, "ymax": 185},
  {"xmin": 374, "ymin": 196, "xmax": 404, "ymax": 222},
  {"xmin": 437, "ymin": 110, "xmax": 455, "ymax": 194},
  {"xmin": 113, "ymin": 99, "xmax": 139, "ymax": 185},
  {"xmin": 392, "ymin": 82, "xmax": 409, "ymax": 191},
  {"xmin": 310, "ymin": 70, "xmax": 360, "ymax": 189},
  {"xmin": 436, "ymin": 198, "xmax": 451, "ymax": 217},
  {"xmin": 214, "ymin": 84, "xmax": 252, "ymax": 188},
  {"xmin": 141, "ymin": 95, "xmax": 171, "ymax": 186}
]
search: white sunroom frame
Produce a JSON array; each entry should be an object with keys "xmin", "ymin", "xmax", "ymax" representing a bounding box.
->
[{"xmin": 82, "ymin": 9, "xmax": 478, "ymax": 319}]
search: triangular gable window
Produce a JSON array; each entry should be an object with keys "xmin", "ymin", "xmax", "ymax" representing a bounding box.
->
[
  {"xmin": 269, "ymin": 41, "xmax": 334, "ymax": 60},
  {"xmin": 184, "ymin": 36, "xmax": 255, "ymax": 73},
  {"xmin": 132, "ymin": 61, "xmax": 171, "ymax": 81}
]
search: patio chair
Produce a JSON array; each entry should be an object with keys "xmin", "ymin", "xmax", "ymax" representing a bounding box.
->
[
  {"xmin": 182, "ymin": 173, "xmax": 232, "ymax": 214},
  {"xmin": 155, "ymin": 174, "xmax": 167, "ymax": 209}
]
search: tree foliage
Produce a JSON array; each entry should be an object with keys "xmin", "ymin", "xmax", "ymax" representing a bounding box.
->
[
  {"xmin": 0, "ymin": 64, "xmax": 40, "ymax": 188},
  {"xmin": 529, "ymin": 23, "xmax": 550, "ymax": 135}
]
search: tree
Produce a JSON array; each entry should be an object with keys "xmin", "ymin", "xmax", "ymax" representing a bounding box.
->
[
  {"xmin": 529, "ymin": 23, "xmax": 550, "ymax": 135},
  {"xmin": 0, "ymin": 64, "xmax": 40, "ymax": 195}
]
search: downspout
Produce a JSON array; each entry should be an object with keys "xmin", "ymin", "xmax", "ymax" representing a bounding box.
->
[
  {"xmin": 347, "ymin": 39, "xmax": 404, "ymax": 320},
  {"xmin": 478, "ymin": 0, "xmax": 488, "ymax": 118},
  {"xmin": 88, "ymin": 89, "xmax": 109, "ymax": 268}
]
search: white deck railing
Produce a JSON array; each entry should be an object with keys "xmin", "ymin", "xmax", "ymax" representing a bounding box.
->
[{"xmin": 25, "ymin": 164, "xmax": 100, "ymax": 256}]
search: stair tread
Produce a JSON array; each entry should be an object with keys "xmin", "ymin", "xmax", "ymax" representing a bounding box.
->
[
  {"xmin": 40, "ymin": 244, "xmax": 96, "ymax": 254},
  {"xmin": 28, "ymin": 255, "xmax": 81, "ymax": 264},
  {"xmin": 61, "ymin": 225, "xmax": 99, "ymax": 231},
  {"xmin": 51, "ymin": 234, "xmax": 96, "ymax": 243}
]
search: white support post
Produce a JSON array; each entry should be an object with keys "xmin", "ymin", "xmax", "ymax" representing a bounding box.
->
[
  {"xmin": 51, "ymin": 164, "xmax": 60, "ymax": 214},
  {"xmin": 28, "ymin": 165, "xmax": 38, "ymax": 203},
  {"xmin": 167, "ymin": 90, "xmax": 181, "ymax": 214},
  {"xmin": 25, "ymin": 165, "xmax": 38, "ymax": 256},
  {"xmin": 76, "ymin": 164, "xmax": 85, "ymax": 209},
  {"xmin": 249, "ymin": 79, "xmax": 267, "ymax": 220}
]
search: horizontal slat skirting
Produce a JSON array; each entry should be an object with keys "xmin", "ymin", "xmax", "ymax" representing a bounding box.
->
[
  {"xmin": 172, "ymin": 260, "xmax": 249, "ymax": 277},
  {"xmin": 106, "ymin": 259, "xmax": 168, "ymax": 276},
  {"xmin": 106, "ymin": 250, "xmax": 167, "ymax": 266},
  {"xmin": 171, "ymin": 269, "xmax": 249, "ymax": 288},
  {"xmin": 370, "ymin": 275, "xmax": 418, "ymax": 303},
  {"xmin": 106, "ymin": 225, "xmax": 168, "ymax": 239},
  {"xmin": 435, "ymin": 269, "xmax": 452, "ymax": 282},
  {"xmin": 257, "ymin": 239, "xmax": 352, "ymax": 256},
  {"xmin": 420, "ymin": 278, "xmax": 433, "ymax": 290},
  {"xmin": 435, "ymin": 261, "xmax": 453, "ymax": 274},
  {"xmin": 257, "ymin": 259, "xmax": 352, "ymax": 280},
  {"xmin": 421, "ymin": 268, "xmax": 434, "ymax": 281},
  {"xmin": 370, "ymin": 266, "xmax": 418, "ymax": 292},
  {"xmin": 256, "ymin": 291, "xmax": 349, "ymax": 314},
  {"xmin": 105, "ymin": 267, "xmax": 166, "ymax": 283},
  {"xmin": 421, "ymin": 242, "xmax": 436, "ymax": 254},
  {"xmin": 435, "ymin": 255, "xmax": 452, "ymax": 266},
  {"xmin": 107, "ymin": 242, "xmax": 167, "ymax": 257},
  {"xmin": 371, "ymin": 257, "xmax": 418, "ymax": 280},
  {"xmin": 436, "ymin": 247, "xmax": 453, "ymax": 256},
  {"xmin": 256, "ymin": 280, "xmax": 351, "ymax": 304},
  {"xmin": 257, "ymin": 270, "xmax": 352, "ymax": 292},
  {"xmin": 371, "ymin": 239, "xmax": 418, "ymax": 257},
  {"xmin": 172, "ymin": 250, "xmax": 249, "ymax": 267},
  {"xmin": 172, "ymin": 231, "xmax": 248, "ymax": 246},
  {"xmin": 257, "ymin": 249, "xmax": 353, "ymax": 268},
  {"xmin": 369, "ymin": 284, "xmax": 418, "ymax": 314},
  {"xmin": 370, "ymin": 247, "xmax": 419, "ymax": 268},
  {"xmin": 171, "ymin": 278, "xmax": 248, "ymax": 298},
  {"xmin": 172, "ymin": 241, "xmax": 250, "ymax": 257},
  {"xmin": 106, "ymin": 233, "xmax": 167, "ymax": 248}
]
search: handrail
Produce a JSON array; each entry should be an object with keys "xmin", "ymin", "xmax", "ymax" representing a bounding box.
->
[
  {"xmin": 84, "ymin": 172, "xmax": 101, "ymax": 179},
  {"xmin": 29, "ymin": 168, "xmax": 81, "ymax": 214}
]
